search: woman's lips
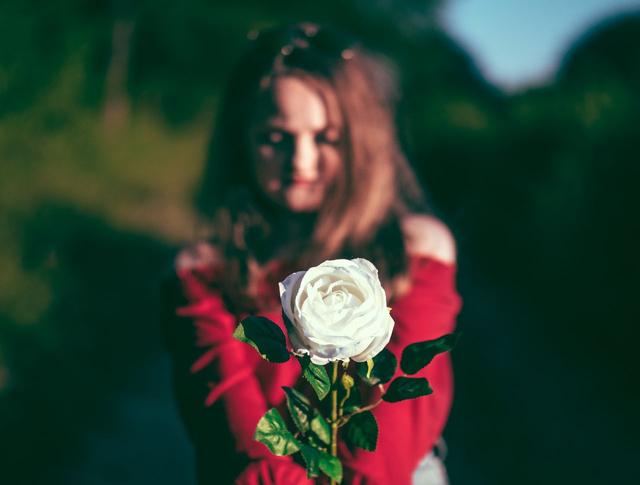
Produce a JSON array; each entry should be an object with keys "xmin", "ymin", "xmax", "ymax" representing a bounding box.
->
[{"xmin": 288, "ymin": 177, "xmax": 317, "ymax": 186}]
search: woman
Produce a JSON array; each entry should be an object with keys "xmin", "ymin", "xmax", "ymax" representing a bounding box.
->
[{"xmin": 163, "ymin": 23, "xmax": 461, "ymax": 484}]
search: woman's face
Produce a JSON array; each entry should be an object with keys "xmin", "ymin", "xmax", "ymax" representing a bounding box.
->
[{"xmin": 249, "ymin": 76, "xmax": 343, "ymax": 213}]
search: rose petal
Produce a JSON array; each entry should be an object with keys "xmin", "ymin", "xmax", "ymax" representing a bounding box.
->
[{"xmin": 281, "ymin": 258, "xmax": 393, "ymax": 363}]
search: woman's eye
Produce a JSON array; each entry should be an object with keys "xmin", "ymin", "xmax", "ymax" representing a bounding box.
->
[
  {"xmin": 269, "ymin": 131, "xmax": 284, "ymax": 145},
  {"xmin": 316, "ymin": 129, "xmax": 341, "ymax": 146},
  {"xmin": 258, "ymin": 130, "xmax": 286, "ymax": 146}
]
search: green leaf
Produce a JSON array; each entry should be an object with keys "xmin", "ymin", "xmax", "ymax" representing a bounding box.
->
[
  {"xmin": 366, "ymin": 359, "xmax": 374, "ymax": 379},
  {"xmin": 298, "ymin": 355, "xmax": 330, "ymax": 400},
  {"xmin": 400, "ymin": 333, "xmax": 459, "ymax": 375},
  {"xmin": 310, "ymin": 413, "xmax": 331, "ymax": 446},
  {"xmin": 254, "ymin": 408, "xmax": 300, "ymax": 456},
  {"xmin": 343, "ymin": 411, "xmax": 378, "ymax": 451},
  {"xmin": 283, "ymin": 386, "xmax": 313, "ymax": 434},
  {"xmin": 343, "ymin": 382, "xmax": 363, "ymax": 414},
  {"xmin": 382, "ymin": 377, "xmax": 433, "ymax": 403},
  {"xmin": 233, "ymin": 316, "xmax": 290, "ymax": 363},
  {"xmin": 318, "ymin": 451, "xmax": 343, "ymax": 483},
  {"xmin": 357, "ymin": 348, "xmax": 397, "ymax": 385},
  {"xmin": 298, "ymin": 444, "xmax": 321, "ymax": 478},
  {"xmin": 282, "ymin": 387, "xmax": 330, "ymax": 446},
  {"xmin": 299, "ymin": 444, "xmax": 343, "ymax": 483}
]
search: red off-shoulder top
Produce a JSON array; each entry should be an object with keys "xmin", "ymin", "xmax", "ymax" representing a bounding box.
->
[{"xmin": 163, "ymin": 253, "xmax": 461, "ymax": 484}]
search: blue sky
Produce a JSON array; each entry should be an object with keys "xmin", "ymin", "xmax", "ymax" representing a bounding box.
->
[{"xmin": 440, "ymin": 0, "xmax": 640, "ymax": 90}]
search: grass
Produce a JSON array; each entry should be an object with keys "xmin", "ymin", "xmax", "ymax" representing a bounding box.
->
[{"xmin": 0, "ymin": 61, "xmax": 212, "ymax": 355}]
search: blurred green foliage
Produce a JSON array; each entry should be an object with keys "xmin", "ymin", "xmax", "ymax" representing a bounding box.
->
[{"xmin": 0, "ymin": 1, "xmax": 638, "ymax": 484}]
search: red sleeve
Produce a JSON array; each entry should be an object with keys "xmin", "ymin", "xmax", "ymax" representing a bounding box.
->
[
  {"xmin": 235, "ymin": 457, "xmax": 313, "ymax": 485},
  {"xmin": 340, "ymin": 257, "xmax": 462, "ymax": 485},
  {"xmin": 162, "ymin": 252, "xmax": 309, "ymax": 484}
]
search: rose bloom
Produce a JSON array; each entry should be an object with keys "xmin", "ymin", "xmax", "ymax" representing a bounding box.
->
[{"xmin": 279, "ymin": 258, "xmax": 394, "ymax": 365}]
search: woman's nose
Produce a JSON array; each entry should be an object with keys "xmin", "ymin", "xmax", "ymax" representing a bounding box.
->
[{"xmin": 291, "ymin": 134, "xmax": 319, "ymax": 178}]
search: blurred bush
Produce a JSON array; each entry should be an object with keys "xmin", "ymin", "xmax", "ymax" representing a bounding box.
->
[{"xmin": 1, "ymin": 1, "xmax": 638, "ymax": 483}]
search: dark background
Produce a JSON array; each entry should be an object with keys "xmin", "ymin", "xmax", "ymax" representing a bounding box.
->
[{"xmin": 1, "ymin": 1, "xmax": 638, "ymax": 484}]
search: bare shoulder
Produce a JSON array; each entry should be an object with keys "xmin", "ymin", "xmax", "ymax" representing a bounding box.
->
[
  {"xmin": 400, "ymin": 214, "xmax": 457, "ymax": 264},
  {"xmin": 175, "ymin": 241, "xmax": 222, "ymax": 272}
]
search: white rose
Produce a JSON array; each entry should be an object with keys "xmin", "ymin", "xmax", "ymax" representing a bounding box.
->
[{"xmin": 278, "ymin": 258, "xmax": 394, "ymax": 365}]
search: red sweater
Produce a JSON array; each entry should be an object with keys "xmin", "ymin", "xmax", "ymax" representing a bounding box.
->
[{"xmin": 164, "ymin": 254, "xmax": 461, "ymax": 484}]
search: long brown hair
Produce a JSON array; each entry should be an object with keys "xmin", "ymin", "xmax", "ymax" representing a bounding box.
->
[{"xmin": 195, "ymin": 23, "xmax": 428, "ymax": 312}]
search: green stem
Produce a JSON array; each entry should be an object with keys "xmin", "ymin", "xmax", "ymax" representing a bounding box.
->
[
  {"xmin": 337, "ymin": 383, "xmax": 386, "ymax": 427},
  {"xmin": 339, "ymin": 387, "xmax": 351, "ymax": 417},
  {"xmin": 330, "ymin": 361, "xmax": 339, "ymax": 485},
  {"xmin": 337, "ymin": 398, "xmax": 383, "ymax": 427}
]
